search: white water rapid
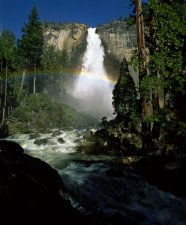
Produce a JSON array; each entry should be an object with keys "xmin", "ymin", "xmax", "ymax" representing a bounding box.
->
[
  {"xmin": 4, "ymin": 131, "xmax": 186, "ymax": 225},
  {"xmin": 73, "ymin": 28, "xmax": 114, "ymax": 119}
]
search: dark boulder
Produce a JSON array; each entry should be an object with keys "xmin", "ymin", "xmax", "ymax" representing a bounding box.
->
[
  {"xmin": 0, "ymin": 140, "xmax": 23, "ymax": 160},
  {"xmin": 29, "ymin": 133, "xmax": 40, "ymax": 140},
  {"xmin": 57, "ymin": 137, "xmax": 65, "ymax": 144},
  {"xmin": 34, "ymin": 138, "xmax": 48, "ymax": 145},
  {"xmin": 0, "ymin": 140, "xmax": 86, "ymax": 225},
  {"xmin": 52, "ymin": 130, "xmax": 62, "ymax": 137}
]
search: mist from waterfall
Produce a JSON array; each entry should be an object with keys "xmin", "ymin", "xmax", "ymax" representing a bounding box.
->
[{"xmin": 73, "ymin": 28, "xmax": 114, "ymax": 119}]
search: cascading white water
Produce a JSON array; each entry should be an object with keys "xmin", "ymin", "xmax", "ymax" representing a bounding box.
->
[
  {"xmin": 6, "ymin": 131, "xmax": 186, "ymax": 225},
  {"xmin": 73, "ymin": 28, "xmax": 114, "ymax": 119}
]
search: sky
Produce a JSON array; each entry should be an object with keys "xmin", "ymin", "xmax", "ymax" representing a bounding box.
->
[{"xmin": 0, "ymin": 0, "xmax": 134, "ymax": 39}]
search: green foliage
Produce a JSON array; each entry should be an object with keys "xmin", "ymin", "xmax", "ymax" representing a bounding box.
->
[
  {"xmin": 0, "ymin": 30, "xmax": 17, "ymax": 73},
  {"xmin": 126, "ymin": 16, "xmax": 135, "ymax": 28},
  {"xmin": 42, "ymin": 21, "xmax": 67, "ymax": 30},
  {"xmin": 0, "ymin": 30, "xmax": 18, "ymax": 123},
  {"xmin": 144, "ymin": 108, "xmax": 168, "ymax": 125},
  {"xmin": 18, "ymin": 6, "xmax": 44, "ymax": 70},
  {"xmin": 130, "ymin": 49, "xmax": 144, "ymax": 72},
  {"xmin": 140, "ymin": 75, "xmax": 163, "ymax": 98},
  {"xmin": 69, "ymin": 41, "xmax": 87, "ymax": 70},
  {"xmin": 7, "ymin": 93, "xmax": 96, "ymax": 134},
  {"xmin": 118, "ymin": 16, "xmax": 125, "ymax": 22},
  {"xmin": 131, "ymin": 0, "xmax": 186, "ymax": 111},
  {"xmin": 128, "ymin": 0, "xmax": 186, "ymax": 151},
  {"xmin": 148, "ymin": 0, "xmax": 186, "ymax": 94},
  {"xmin": 97, "ymin": 23, "xmax": 103, "ymax": 27},
  {"xmin": 113, "ymin": 58, "xmax": 139, "ymax": 124},
  {"xmin": 130, "ymin": 0, "xmax": 186, "ymax": 97},
  {"xmin": 41, "ymin": 45, "xmax": 68, "ymax": 71},
  {"xmin": 58, "ymin": 22, "xmax": 63, "ymax": 29}
]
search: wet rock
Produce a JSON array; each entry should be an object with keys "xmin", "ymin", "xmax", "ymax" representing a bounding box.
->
[
  {"xmin": 91, "ymin": 120, "xmax": 142, "ymax": 156},
  {"xmin": 132, "ymin": 153, "xmax": 186, "ymax": 197},
  {"xmin": 0, "ymin": 140, "xmax": 23, "ymax": 160},
  {"xmin": 83, "ymin": 130, "xmax": 92, "ymax": 139},
  {"xmin": 106, "ymin": 167, "xmax": 124, "ymax": 177},
  {"xmin": 57, "ymin": 137, "xmax": 65, "ymax": 144},
  {"xmin": 0, "ymin": 123, "xmax": 9, "ymax": 138},
  {"xmin": 29, "ymin": 133, "xmax": 40, "ymax": 139},
  {"xmin": 34, "ymin": 138, "xmax": 48, "ymax": 145},
  {"xmin": 122, "ymin": 156, "xmax": 140, "ymax": 165},
  {"xmin": 90, "ymin": 128, "xmax": 97, "ymax": 135},
  {"xmin": 103, "ymin": 141, "xmax": 108, "ymax": 146},
  {"xmin": 52, "ymin": 130, "xmax": 62, "ymax": 137},
  {"xmin": 0, "ymin": 140, "xmax": 86, "ymax": 225}
]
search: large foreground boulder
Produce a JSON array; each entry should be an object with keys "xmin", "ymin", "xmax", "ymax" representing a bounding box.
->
[
  {"xmin": 0, "ymin": 140, "xmax": 85, "ymax": 225},
  {"xmin": 0, "ymin": 140, "xmax": 141, "ymax": 225}
]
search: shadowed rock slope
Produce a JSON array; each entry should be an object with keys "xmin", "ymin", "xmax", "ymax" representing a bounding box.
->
[{"xmin": 0, "ymin": 140, "xmax": 85, "ymax": 225}]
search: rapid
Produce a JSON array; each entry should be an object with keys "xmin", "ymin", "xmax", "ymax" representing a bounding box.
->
[{"xmin": 6, "ymin": 129, "xmax": 186, "ymax": 225}]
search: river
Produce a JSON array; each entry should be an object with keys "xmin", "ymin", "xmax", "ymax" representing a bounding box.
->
[{"xmin": 6, "ymin": 128, "xmax": 186, "ymax": 225}]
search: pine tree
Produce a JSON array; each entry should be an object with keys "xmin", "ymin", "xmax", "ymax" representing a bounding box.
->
[
  {"xmin": 132, "ymin": 0, "xmax": 186, "ymax": 151},
  {"xmin": 18, "ymin": 6, "xmax": 44, "ymax": 70},
  {"xmin": 0, "ymin": 30, "xmax": 17, "ymax": 72},
  {"xmin": 41, "ymin": 45, "xmax": 68, "ymax": 71},
  {"xmin": 113, "ymin": 58, "xmax": 138, "ymax": 127},
  {"xmin": 148, "ymin": 0, "xmax": 186, "ymax": 94},
  {"xmin": 0, "ymin": 30, "xmax": 17, "ymax": 123}
]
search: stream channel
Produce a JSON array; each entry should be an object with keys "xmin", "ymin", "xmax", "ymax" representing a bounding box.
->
[{"xmin": 6, "ymin": 129, "xmax": 186, "ymax": 225}]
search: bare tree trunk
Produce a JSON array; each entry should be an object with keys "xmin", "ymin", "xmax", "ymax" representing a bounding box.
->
[
  {"xmin": 2, "ymin": 108, "xmax": 5, "ymax": 125},
  {"xmin": 58, "ymin": 76, "xmax": 64, "ymax": 130},
  {"xmin": 134, "ymin": 0, "xmax": 147, "ymax": 66},
  {"xmin": 134, "ymin": 0, "xmax": 153, "ymax": 152},
  {"xmin": 4, "ymin": 64, "xmax": 7, "ymax": 111},
  {"xmin": 33, "ymin": 65, "xmax": 36, "ymax": 95},
  {"xmin": 2, "ymin": 63, "xmax": 8, "ymax": 124},
  {"xmin": 33, "ymin": 76, "xmax": 36, "ymax": 95},
  {"xmin": 0, "ymin": 82, "xmax": 2, "ymax": 122},
  {"xmin": 148, "ymin": 5, "xmax": 161, "ymax": 148},
  {"xmin": 20, "ymin": 69, "xmax": 26, "ymax": 92}
]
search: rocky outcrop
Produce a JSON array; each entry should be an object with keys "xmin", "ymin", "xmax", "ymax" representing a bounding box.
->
[
  {"xmin": 0, "ymin": 140, "xmax": 85, "ymax": 225},
  {"xmin": 96, "ymin": 21, "xmax": 138, "ymax": 82},
  {"xmin": 43, "ymin": 21, "xmax": 138, "ymax": 82},
  {"xmin": 43, "ymin": 23, "xmax": 87, "ymax": 57},
  {"xmin": 77, "ymin": 117, "xmax": 142, "ymax": 156},
  {"xmin": 0, "ymin": 140, "xmax": 142, "ymax": 225},
  {"xmin": 97, "ymin": 21, "xmax": 137, "ymax": 62}
]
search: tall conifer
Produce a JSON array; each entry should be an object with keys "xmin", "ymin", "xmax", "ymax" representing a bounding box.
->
[{"xmin": 18, "ymin": 6, "xmax": 44, "ymax": 70}]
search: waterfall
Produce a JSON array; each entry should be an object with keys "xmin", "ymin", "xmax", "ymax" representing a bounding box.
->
[{"xmin": 73, "ymin": 28, "xmax": 114, "ymax": 119}]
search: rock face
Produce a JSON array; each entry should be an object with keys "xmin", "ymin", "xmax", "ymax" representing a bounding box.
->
[
  {"xmin": 43, "ymin": 21, "xmax": 136, "ymax": 63},
  {"xmin": 96, "ymin": 21, "xmax": 138, "ymax": 82},
  {"xmin": 43, "ymin": 21, "xmax": 138, "ymax": 82},
  {"xmin": 0, "ymin": 140, "xmax": 140, "ymax": 225},
  {"xmin": 97, "ymin": 21, "xmax": 137, "ymax": 62},
  {"xmin": 0, "ymin": 140, "xmax": 85, "ymax": 225},
  {"xmin": 43, "ymin": 23, "xmax": 87, "ymax": 57}
]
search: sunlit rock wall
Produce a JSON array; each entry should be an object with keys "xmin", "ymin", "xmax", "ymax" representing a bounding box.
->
[
  {"xmin": 43, "ymin": 21, "xmax": 138, "ymax": 83},
  {"xmin": 43, "ymin": 23, "xmax": 87, "ymax": 60},
  {"xmin": 96, "ymin": 21, "xmax": 138, "ymax": 82},
  {"xmin": 97, "ymin": 21, "xmax": 137, "ymax": 61}
]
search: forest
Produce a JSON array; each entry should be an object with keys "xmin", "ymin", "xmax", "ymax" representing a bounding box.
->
[
  {"xmin": 0, "ymin": 0, "xmax": 186, "ymax": 224},
  {"xmin": 1, "ymin": 0, "xmax": 185, "ymax": 149}
]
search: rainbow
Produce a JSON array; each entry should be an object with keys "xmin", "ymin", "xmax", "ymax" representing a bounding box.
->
[{"xmin": 7, "ymin": 68, "xmax": 117, "ymax": 86}]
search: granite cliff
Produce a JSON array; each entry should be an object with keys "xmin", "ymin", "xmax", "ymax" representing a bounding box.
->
[
  {"xmin": 96, "ymin": 21, "xmax": 137, "ymax": 62},
  {"xmin": 43, "ymin": 23, "xmax": 88, "ymax": 69},
  {"xmin": 43, "ymin": 21, "xmax": 137, "ymax": 81},
  {"xmin": 96, "ymin": 21, "xmax": 137, "ymax": 81},
  {"xmin": 43, "ymin": 23, "xmax": 87, "ymax": 54}
]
